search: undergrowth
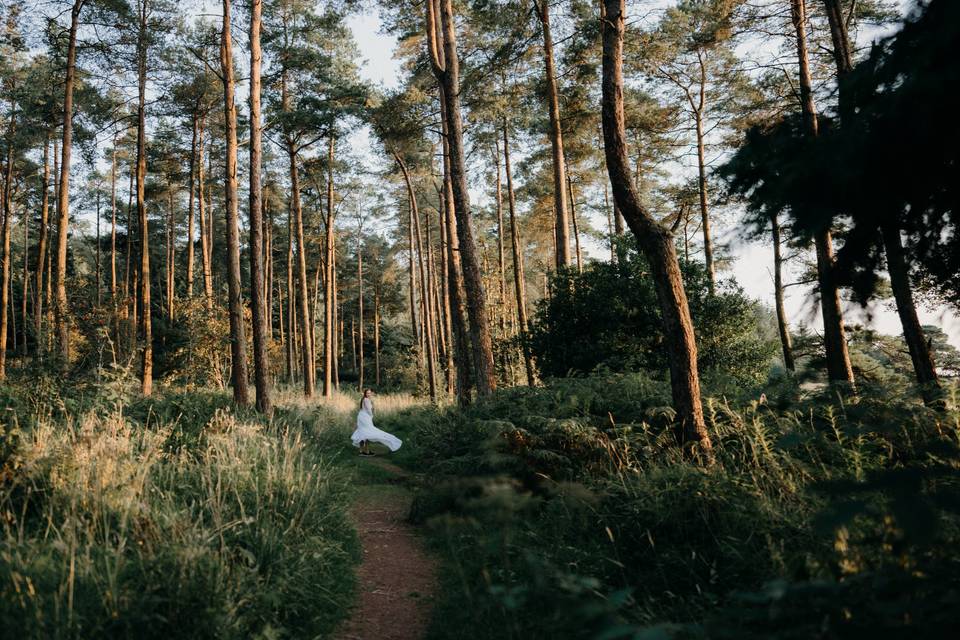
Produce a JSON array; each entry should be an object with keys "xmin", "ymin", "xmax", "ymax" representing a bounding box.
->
[
  {"xmin": 374, "ymin": 373, "xmax": 960, "ymax": 639},
  {"xmin": 0, "ymin": 373, "xmax": 360, "ymax": 639}
]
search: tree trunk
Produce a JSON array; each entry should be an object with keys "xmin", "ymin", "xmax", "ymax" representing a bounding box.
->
[
  {"xmin": 493, "ymin": 141, "xmax": 508, "ymax": 338},
  {"xmin": 601, "ymin": 0, "xmax": 712, "ymax": 457},
  {"xmin": 0, "ymin": 107, "xmax": 14, "ymax": 378},
  {"xmin": 110, "ymin": 137, "xmax": 118, "ymax": 305},
  {"xmin": 186, "ymin": 113, "xmax": 197, "ymax": 299},
  {"xmin": 790, "ymin": 0, "xmax": 855, "ymax": 385},
  {"xmin": 286, "ymin": 211, "xmax": 295, "ymax": 381},
  {"xmin": 567, "ymin": 174, "xmax": 584, "ymax": 274},
  {"xmin": 437, "ymin": 180, "xmax": 456, "ymax": 396},
  {"xmin": 323, "ymin": 135, "xmax": 336, "ymax": 396},
  {"xmin": 503, "ymin": 122, "xmax": 535, "ymax": 386},
  {"xmin": 357, "ymin": 231, "xmax": 364, "ymax": 392},
  {"xmin": 694, "ymin": 108, "xmax": 715, "ymax": 293},
  {"xmin": 35, "ymin": 136, "xmax": 50, "ymax": 346},
  {"xmin": 248, "ymin": 0, "xmax": 271, "ymax": 413},
  {"xmin": 55, "ymin": 0, "xmax": 86, "ymax": 366},
  {"xmin": 165, "ymin": 188, "xmax": 173, "ymax": 320},
  {"xmin": 136, "ymin": 0, "xmax": 152, "ymax": 396},
  {"xmin": 426, "ymin": 0, "xmax": 497, "ymax": 397},
  {"xmin": 881, "ymin": 224, "xmax": 939, "ymax": 396},
  {"xmin": 374, "ymin": 287, "xmax": 381, "ymax": 386},
  {"xmin": 534, "ymin": 0, "xmax": 571, "ymax": 270},
  {"xmin": 771, "ymin": 213, "xmax": 795, "ymax": 371},
  {"xmin": 220, "ymin": 0, "xmax": 250, "ymax": 405},
  {"xmin": 397, "ymin": 153, "xmax": 438, "ymax": 402},
  {"xmin": 197, "ymin": 117, "xmax": 213, "ymax": 309}
]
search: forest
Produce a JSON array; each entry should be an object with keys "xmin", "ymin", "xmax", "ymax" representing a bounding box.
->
[{"xmin": 1, "ymin": 0, "xmax": 958, "ymax": 637}]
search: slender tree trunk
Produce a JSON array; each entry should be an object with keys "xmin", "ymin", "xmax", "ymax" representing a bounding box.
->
[
  {"xmin": 437, "ymin": 182, "xmax": 456, "ymax": 396},
  {"xmin": 601, "ymin": 0, "xmax": 712, "ymax": 457},
  {"xmin": 441, "ymin": 125, "xmax": 471, "ymax": 405},
  {"xmin": 35, "ymin": 136, "xmax": 50, "ymax": 346},
  {"xmin": 324, "ymin": 136, "xmax": 336, "ymax": 396},
  {"xmin": 694, "ymin": 108, "xmax": 715, "ymax": 293},
  {"xmin": 110, "ymin": 137, "xmax": 118, "ymax": 305},
  {"xmin": 397, "ymin": 153, "xmax": 438, "ymax": 402},
  {"xmin": 197, "ymin": 118, "xmax": 213, "ymax": 310},
  {"xmin": 426, "ymin": 0, "xmax": 497, "ymax": 396},
  {"xmin": 503, "ymin": 122, "xmax": 535, "ymax": 386},
  {"xmin": 248, "ymin": 0, "xmax": 271, "ymax": 413},
  {"xmin": 165, "ymin": 188, "xmax": 173, "ymax": 320},
  {"xmin": 567, "ymin": 174, "xmax": 584, "ymax": 274},
  {"xmin": 374, "ymin": 287, "xmax": 381, "ymax": 386},
  {"xmin": 534, "ymin": 0, "xmax": 571, "ymax": 269},
  {"xmin": 790, "ymin": 0, "xmax": 854, "ymax": 385},
  {"xmin": 220, "ymin": 0, "xmax": 250, "ymax": 404},
  {"xmin": 881, "ymin": 224, "xmax": 939, "ymax": 397},
  {"xmin": 821, "ymin": 0, "xmax": 854, "ymax": 111},
  {"xmin": 493, "ymin": 141, "xmax": 507, "ymax": 338},
  {"xmin": 771, "ymin": 213, "xmax": 795, "ymax": 371},
  {"xmin": 357, "ymin": 231, "xmax": 364, "ymax": 391},
  {"xmin": 0, "ymin": 108, "xmax": 14, "ymax": 378},
  {"xmin": 55, "ymin": 0, "xmax": 86, "ymax": 366},
  {"xmin": 286, "ymin": 211, "xmax": 295, "ymax": 381},
  {"xmin": 21, "ymin": 178, "xmax": 29, "ymax": 357},
  {"xmin": 407, "ymin": 188, "xmax": 421, "ymax": 372},
  {"xmin": 136, "ymin": 0, "xmax": 153, "ymax": 395},
  {"xmin": 186, "ymin": 113, "xmax": 197, "ymax": 300}
]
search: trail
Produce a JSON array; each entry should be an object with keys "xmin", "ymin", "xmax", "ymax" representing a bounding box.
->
[{"xmin": 335, "ymin": 457, "xmax": 437, "ymax": 640}]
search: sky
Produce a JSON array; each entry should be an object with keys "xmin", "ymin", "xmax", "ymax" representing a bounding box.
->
[{"xmin": 343, "ymin": 4, "xmax": 960, "ymax": 349}]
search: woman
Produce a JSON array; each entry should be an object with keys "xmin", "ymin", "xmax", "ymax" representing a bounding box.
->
[{"xmin": 351, "ymin": 389, "xmax": 402, "ymax": 456}]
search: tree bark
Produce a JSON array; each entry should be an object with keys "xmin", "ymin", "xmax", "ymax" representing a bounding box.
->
[
  {"xmin": 324, "ymin": 135, "xmax": 336, "ymax": 396},
  {"xmin": 567, "ymin": 174, "xmax": 584, "ymax": 274},
  {"xmin": 248, "ymin": 0, "xmax": 271, "ymax": 413},
  {"xmin": 441, "ymin": 123, "xmax": 471, "ymax": 405},
  {"xmin": 881, "ymin": 224, "xmax": 939, "ymax": 397},
  {"xmin": 534, "ymin": 0, "xmax": 571, "ymax": 270},
  {"xmin": 54, "ymin": 0, "xmax": 86, "ymax": 366},
  {"xmin": 198, "ymin": 120, "xmax": 214, "ymax": 310},
  {"xmin": 503, "ymin": 122, "xmax": 535, "ymax": 386},
  {"xmin": 790, "ymin": 0, "xmax": 855, "ymax": 385},
  {"xmin": 357, "ymin": 229, "xmax": 364, "ymax": 392},
  {"xmin": 186, "ymin": 114, "xmax": 197, "ymax": 300},
  {"xmin": 771, "ymin": 213, "xmax": 795, "ymax": 371},
  {"xmin": 136, "ymin": 0, "xmax": 152, "ymax": 395},
  {"xmin": 694, "ymin": 107, "xmax": 715, "ymax": 293},
  {"xmin": 397, "ymin": 153, "xmax": 438, "ymax": 402},
  {"xmin": 220, "ymin": 0, "xmax": 250, "ymax": 405},
  {"xmin": 601, "ymin": 0, "xmax": 712, "ymax": 457},
  {"xmin": 0, "ymin": 106, "xmax": 14, "ymax": 378},
  {"xmin": 35, "ymin": 136, "xmax": 51, "ymax": 345},
  {"xmin": 426, "ymin": 0, "xmax": 497, "ymax": 397}
]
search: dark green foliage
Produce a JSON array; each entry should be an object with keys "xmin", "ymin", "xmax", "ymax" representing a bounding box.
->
[
  {"xmin": 528, "ymin": 252, "xmax": 777, "ymax": 385},
  {"xmin": 385, "ymin": 373, "xmax": 960, "ymax": 639}
]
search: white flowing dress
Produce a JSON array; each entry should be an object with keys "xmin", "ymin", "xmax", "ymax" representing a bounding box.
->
[{"xmin": 351, "ymin": 398, "xmax": 402, "ymax": 452}]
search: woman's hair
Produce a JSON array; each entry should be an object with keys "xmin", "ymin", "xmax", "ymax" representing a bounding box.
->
[{"xmin": 359, "ymin": 389, "xmax": 372, "ymax": 409}]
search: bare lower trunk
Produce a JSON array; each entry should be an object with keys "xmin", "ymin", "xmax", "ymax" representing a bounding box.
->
[
  {"xmin": 198, "ymin": 118, "xmax": 213, "ymax": 309},
  {"xmin": 503, "ymin": 122, "xmax": 535, "ymax": 386},
  {"xmin": 567, "ymin": 174, "xmax": 583, "ymax": 274},
  {"xmin": 221, "ymin": 0, "xmax": 250, "ymax": 404},
  {"xmin": 55, "ymin": 0, "xmax": 86, "ymax": 366},
  {"xmin": 35, "ymin": 137, "xmax": 51, "ymax": 344},
  {"xmin": 0, "ymin": 110, "xmax": 14, "ymax": 378},
  {"xmin": 882, "ymin": 224, "xmax": 940, "ymax": 398},
  {"xmin": 771, "ymin": 213, "xmax": 795, "ymax": 371},
  {"xmin": 136, "ymin": 0, "xmax": 152, "ymax": 395},
  {"xmin": 324, "ymin": 136, "xmax": 336, "ymax": 397},
  {"xmin": 248, "ymin": 0, "xmax": 271, "ymax": 413},
  {"xmin": 695, "ymin": 111, "xmax": 715, "ymax": 293},
  {"xmin": 186, "ymin": 114, "xmax": 197, "ymax": 299},
  {"xmin": 601, "ymin": 0, "xmax": 712, "ymax": 457}
]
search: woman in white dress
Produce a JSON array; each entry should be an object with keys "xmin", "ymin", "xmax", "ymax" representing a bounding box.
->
[{"xmin": 351, "ymin": 389, "xmax": 402, "ymax": 456}]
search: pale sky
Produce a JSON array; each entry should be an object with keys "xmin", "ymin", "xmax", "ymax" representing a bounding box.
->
[{"xmin": 343, "ymin": 5, "xmax": 960, "ymax": 349}]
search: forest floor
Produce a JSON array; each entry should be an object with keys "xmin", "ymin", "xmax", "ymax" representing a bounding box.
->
[{"xmin": 333, "ymin": 454, "xmax": 438, "ymax": 640}]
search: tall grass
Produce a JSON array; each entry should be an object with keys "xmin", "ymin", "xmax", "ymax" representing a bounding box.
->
[{"xmin": 0, "ymin": 388, "xmax": 359, "ymax": 639}]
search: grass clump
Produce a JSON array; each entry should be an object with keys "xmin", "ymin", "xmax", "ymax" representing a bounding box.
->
[{"xmin": 0, "ymin": 386, "xmax": 359, "ymax": 639}]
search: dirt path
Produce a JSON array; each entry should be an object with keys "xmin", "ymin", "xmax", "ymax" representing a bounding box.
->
[{"xmin": 335, "ymin": 459, "xmax": 437, "ymax": 640}]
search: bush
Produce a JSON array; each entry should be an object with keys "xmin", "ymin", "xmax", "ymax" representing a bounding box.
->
[{"xmin": 528, "ymin": 253, "xmax": 778, "ymax": 386}]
